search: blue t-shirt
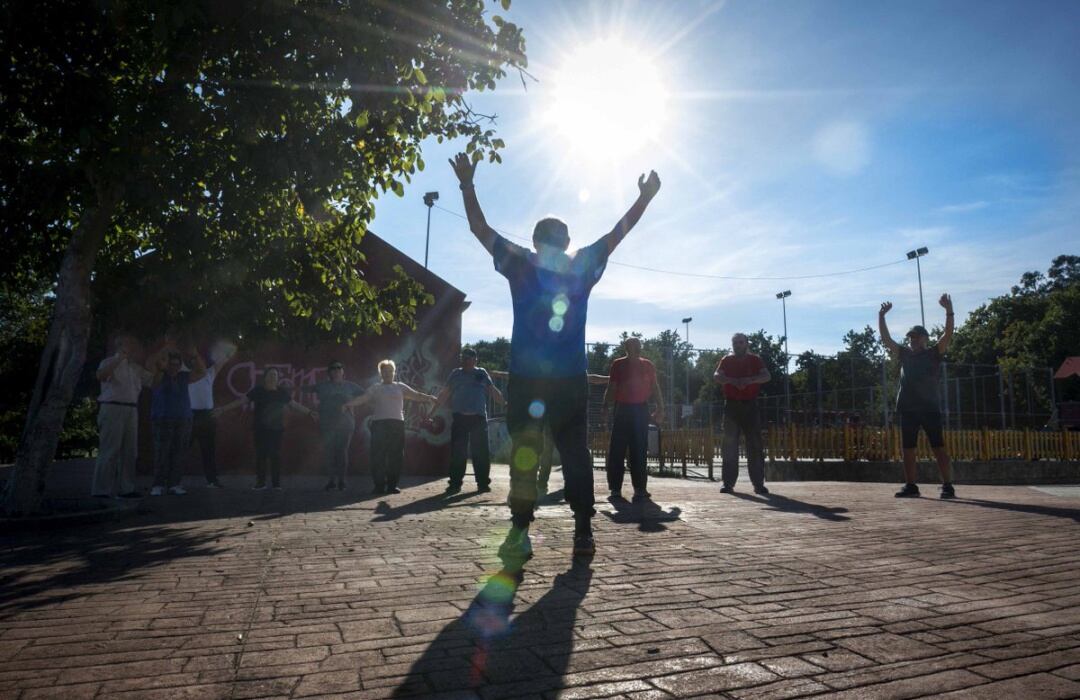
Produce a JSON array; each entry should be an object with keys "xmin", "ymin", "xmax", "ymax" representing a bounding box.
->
[
  {"xmin": 493, "ymin": 235, "xmax": 609, "ymax": 378},
  {"xmin": 151, "ymin": 371, "xmax": 192, "ymax": 420},
  {"xmin": 447, "ymin": 367, "xmax": 493, "ymax": 416}
]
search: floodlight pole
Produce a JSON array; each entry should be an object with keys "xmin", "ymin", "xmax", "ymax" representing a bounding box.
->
[
  {"xmin": 906, "ymin": 247, "xmax": 929, "ymax": 327},
  {"xmin": 682, "ymin": 317, "xmax": 693, "ymax": 405},
  {"xmin": 423, "ymin": 191, "xmax": 439, "ymax": 268},
  {"xmin": 776, "ymin": 291, "xmax": 792, "ymax": 424}
]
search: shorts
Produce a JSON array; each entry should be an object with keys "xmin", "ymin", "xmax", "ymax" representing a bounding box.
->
[{"xmin": 899, "ymin": 410, "xmax": 944, "ymax": 449}]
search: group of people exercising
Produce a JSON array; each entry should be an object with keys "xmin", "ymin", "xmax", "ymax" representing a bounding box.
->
[{"xmin": 91, "ymin": 152, "xmax": 956, "ymax": 567}]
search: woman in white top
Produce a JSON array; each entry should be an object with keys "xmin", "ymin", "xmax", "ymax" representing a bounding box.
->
[{"xmin": 346, "ymin": 360, "xmax": 436, "ymax": 494}]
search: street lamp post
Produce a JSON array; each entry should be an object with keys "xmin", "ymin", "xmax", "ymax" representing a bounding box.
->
[
  {"xmin": 681, "ymin": 317, "xmax": 693, "ymax": 409},
  {"xmin": 776, "ymin": 291, "xmax": 792, "ymax": 423},
  {"xmin": 423, "ymin": 191, "xmax": 439, "ymax": 268},
  {"xmin": 906, "ymin": 247, "xmax": 929, "ymax": 327}
]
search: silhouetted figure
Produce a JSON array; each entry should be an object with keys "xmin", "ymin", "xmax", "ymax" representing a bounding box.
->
[
  {"xmin": 879, "ymin": 294, "xmax": 957, "ymax": 499},
  {"xmin": 603, "ymin": 337, "xmax": 664, "ymax": 502},
  {"xmin": 714, "ymin": 333, "xmax": 771, "ymax": 495},
  {"xmin": 450, "ymin": 151, "xmax": 660, "ymax": 561}
]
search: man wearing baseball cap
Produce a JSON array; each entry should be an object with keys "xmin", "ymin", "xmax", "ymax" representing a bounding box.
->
[
  {"xmin": 878, "ymin": 294, "xmax": 957, "ymax": 499},
  {"xmin": 433, "ymin": 347, "xmax": 504, "ymax": 494}
]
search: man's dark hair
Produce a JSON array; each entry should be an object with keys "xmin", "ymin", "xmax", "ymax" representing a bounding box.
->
[
  {"xmin": 461, "ymin": 348, "xmax": 477, "ymax": 358},
  {"xmin": 167, "ymin": 351, "xmax": 182, "ymax": 362}
]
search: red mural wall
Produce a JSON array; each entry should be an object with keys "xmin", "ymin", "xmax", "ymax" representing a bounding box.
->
[{"xmin": 130, "ymin": 232, "xmax": 467, "ymax": 480}]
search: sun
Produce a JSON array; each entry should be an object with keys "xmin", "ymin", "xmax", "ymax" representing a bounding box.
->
[{"xmin": 542, "ymin": 39, "xmax": 669, "ymax": 164}]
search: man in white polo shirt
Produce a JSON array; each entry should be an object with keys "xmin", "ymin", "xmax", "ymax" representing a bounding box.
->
[
  {"xmin": 92, "ymin": 334, "xmax": 153, "ymax": 498},
  {"xmin": 187, "ymin": 343, "xmax": 235, "ymax": 488}
]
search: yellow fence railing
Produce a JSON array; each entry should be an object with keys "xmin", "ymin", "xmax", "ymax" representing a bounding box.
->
[
  {"xmin": 589, "ymin": 426, "xmax": 1080, "ymax": 468},
  {"xmin": 765, "ymin": 426, "xmax": 1080, "ymax": 462}
]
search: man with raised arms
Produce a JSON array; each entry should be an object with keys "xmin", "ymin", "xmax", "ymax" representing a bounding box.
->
[
  {"xmin": 879, "ymin": 294, "xmax": 957, "ymax": 499},
  {"xmin": 450, "ymin": 152, "xmax": 660, "ymax": 563}
]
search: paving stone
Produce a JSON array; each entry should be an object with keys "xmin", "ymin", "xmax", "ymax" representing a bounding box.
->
[
  {"xmin": 931, "ymin": 672, "xmax": 1080, "ymax": 699},
  {"xmin": 0, "ymin": 476, "xmax": 1078, "ymax": 698},
  {"xmin": 835, "ymin": 632, "xmax": 944, "ymax": 663}
]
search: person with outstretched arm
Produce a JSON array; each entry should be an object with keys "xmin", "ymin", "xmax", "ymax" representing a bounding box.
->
[
  {"xmin": 344, "ymin": 360, "xmax": 437, "ymax": 494},
  {"xmin": 214, "ymin": 367, "xmax": 315, "ymax": 490},
  {"xmin": 433, "ymin": 348, "xmax": 504, "ymax": 495},
  {"xmin": 879, "ymin": 294, "xmax": 956, "ymax": 499},
  {"xmin": 449, "ymin": 152, "xmax": 661, "ymax": 564}
]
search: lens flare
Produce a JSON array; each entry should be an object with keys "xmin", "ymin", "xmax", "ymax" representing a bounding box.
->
[{"xmin": 528, "ymin": 399, "xmax": 546, "ymax": 419}]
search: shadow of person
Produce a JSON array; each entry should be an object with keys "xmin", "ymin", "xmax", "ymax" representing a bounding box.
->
[
  {"xmin": 369, "ymin": 490, "xmax": 477, "ymax": 522},
  {"xmin": 942, "ymin": 497, "xmax": 1080, "ymax": 523},
  {"xmin": 600, "ymin": 495, "xmax": 682, "ymax": 532},
  {"xmin": 0, "ymin": 522, "xmax": 231, "ymax": 614},
  {"xmin": 392, "ymin": 558, "xmax": 593, "ymax": 697},
  {"xmin": 731, "ymin": 491, "xmax": 851, "ymax": 522}
]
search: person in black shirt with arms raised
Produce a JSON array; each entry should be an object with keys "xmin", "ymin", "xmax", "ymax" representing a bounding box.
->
[{"xmin": 879, "ymin": 293, "xmax": 956, "ymax": 499}]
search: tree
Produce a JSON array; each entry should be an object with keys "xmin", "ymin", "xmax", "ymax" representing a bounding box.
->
[
  {"xmin": 1, "ymin": 1, "xmax": 527, "ymax": 514},
  {"xmin": 466, "ymin": 337, "xmax": 512, "ymax": 373}
]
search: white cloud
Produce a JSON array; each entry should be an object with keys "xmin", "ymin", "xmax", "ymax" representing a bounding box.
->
[
  {"xmin": 935, "ymin": 201, "xmax": 989, "ymax": 214},
  {"xmin": 813, "ymin": 120, "xmax": 871, "ymax": 176}
]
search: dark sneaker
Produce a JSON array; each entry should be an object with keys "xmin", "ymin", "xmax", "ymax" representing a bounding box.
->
[
  {"xmin": 337, "ymin": 481, "xmax": 346, "ymax": 491},
  {"xmin": 498, "ymin": 530, "xmax": 533, "ymax": 567},
  {"xmin": 371, "ymin": 485, "xmax": 385, "ymax": 495},
  {"xmin": 895, "ymin": 483, "xmax": 921, "ymax": 498},
  {"xmin": 572, "ymin": 534, "xmax": 596, "ymax": 556},
  {"xmin": 608, "ymin": 490, "xmax": 625, "ymax": 502},
  {"xmin": 720, "ymin": 485, "xmax": 735, "ymax": 494},
  {"xmin": 632, "ymin": 490, "xmax": 651, "ymax": 503},
  {"xmin": 445, "ymin": 484, "xmax": 461, "ymax": 495},
  {"xmin": 324, "ymin": 480, "xmax": 336, "ymax": 492},
  {"xmin": 940, "ymin": 483, "xmax": 956, "ymax": 500},
  {"xmin": 476, "ymin": 485, "xmax": 491, "ymax": 494},
  {"xmin": 386, "ymin": 487, "xmax": 401, "ymax": 494},
  {"xmin": 754, "ymin": 485, "xmax": 770, "ymax": 496}
]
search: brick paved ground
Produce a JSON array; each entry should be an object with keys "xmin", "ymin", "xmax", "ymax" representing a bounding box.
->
[{"xmin": 2, "ymin": 470, "xmax": 1079, "ymax": 699}]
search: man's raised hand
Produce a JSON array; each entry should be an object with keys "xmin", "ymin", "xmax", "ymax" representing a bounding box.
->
[
  {"xmin": 449, "ymin": 152, "xmax": 477, "ymax": 186},
  {"xmin": 879, "ymin": 301, "xmax": 893, "ymax": 316},
  {"xmin": 638, "ymin": 170, "xmax": 661, "ymax": 200},
  {"xmin": 939, "ymin": 293, "xmax": 953, "ymax": 310}
]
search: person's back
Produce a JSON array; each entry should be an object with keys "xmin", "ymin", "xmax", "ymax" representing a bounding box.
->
[
  {"xmin": 495, "ymin": 237, "xmax": 608, "ymax": 379},
  {"xmin": 449, "ymin": 151, "xmax": 661, "ymax": 562}
]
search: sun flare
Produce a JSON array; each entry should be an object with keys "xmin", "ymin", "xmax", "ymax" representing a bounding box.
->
[{"xmin": 542, "ymin": 39, "xmax": 669, "ymax": 164}]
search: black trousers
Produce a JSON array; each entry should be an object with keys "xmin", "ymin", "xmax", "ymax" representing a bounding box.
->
[
  {"xmin": 721, "ymin": 399, "xmax": 765, "ymax": 488},
  {"xmin": 606, "ymin": 402, "xmax": 649, "ymax": 493},
  {"xmin": 321, "ymin": 417, "xmax": 355, "ymax": 483},
  {"xmin": 507, "ymin": 374, "xmax": 594, "ymax": 529},
  {"xmin": 448, "ymin": 413, "xmax": 491, "ymax": 487},
  {"xmin": 190, "ymin": 409, "xmax": 218, "ymax": 484},
  {"xmin": 370, "ymin": 419, "xmax": 405, "ymax": 490},
  {"xmin": 254, "ymin": 428, "xmax": 283, "ymax": 487}
]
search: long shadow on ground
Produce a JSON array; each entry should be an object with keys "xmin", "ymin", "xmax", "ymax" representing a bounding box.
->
[
  {"xmin": 942, "ymin": 497, "xmax": 1080, "ymax": 522},
  {"xmin": 732, "ymin": 491, "xmax": 851, "ymax": 522},
  {"xmin": 0, "ymin": 521, "xmax": 232, "ymax": 614},
  {"xmin": 392, "ymin": 556, "xmax": 593, "ymax": 697},
  {"xmin": 370, "ymin": 489, "xmax": 495, "ymax": 522},
  {"xmin": 600, "ymin": 495, "xmax": 682, "ymax": 532}
]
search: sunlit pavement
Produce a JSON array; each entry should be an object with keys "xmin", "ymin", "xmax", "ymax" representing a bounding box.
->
[{"xmin": 1, "ymin": 470, "xmax": 1079, "ymax": 699}]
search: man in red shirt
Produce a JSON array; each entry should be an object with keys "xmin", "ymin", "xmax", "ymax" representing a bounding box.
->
[
  {"xmin": 714, "ymin": 333, "xmax": 771, "ymax": 495},
  {"xmin": 603, "ymin": 337, "xmax": 664, "ymax": 502}
]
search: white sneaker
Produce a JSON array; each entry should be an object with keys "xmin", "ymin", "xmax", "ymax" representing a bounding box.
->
[
  {"xmin": 252, "ymin": 484, "xmax": 267, "ymax": 491},
  {"xmin": 168, "ymin": 486, "xmax": 187, "ymax": 495},
  {"xmin": 150, "ymin": 486, "xmax": 164, "ymax": 497}
]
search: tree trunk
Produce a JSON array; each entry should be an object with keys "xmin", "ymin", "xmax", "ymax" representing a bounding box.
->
[{"xmin": 2, "ymin": 183, "xmax": 122, "ymax": 516}]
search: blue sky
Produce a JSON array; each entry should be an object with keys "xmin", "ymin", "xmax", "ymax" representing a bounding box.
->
[{"xmin": 369, "ymin": 0, "xmax": 1080, "ymax": 355}]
